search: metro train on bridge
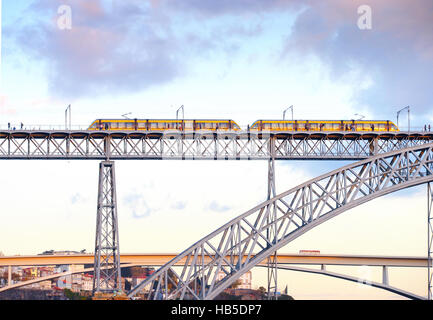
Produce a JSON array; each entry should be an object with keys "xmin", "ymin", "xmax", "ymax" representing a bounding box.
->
[{"xmin": 87, "ymin": 119, "xmax": 399, "ymax": 132}]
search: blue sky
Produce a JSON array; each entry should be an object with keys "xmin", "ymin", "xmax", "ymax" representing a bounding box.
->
[
  {"xmin": 1, "ymin": 0, "xmax": 433, "ymax": 299},
  {"xmin": 2, "ymin": 0, "xmax": 432, "ymax": 127}
]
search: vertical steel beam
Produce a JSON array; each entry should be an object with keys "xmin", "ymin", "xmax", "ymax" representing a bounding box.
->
[
  {"xmin": 93, "ymin": 161, "xmax": 122, "ymax": 294},
  {"xmin": 8, "ymin": 265, "xmax": 11, "ymax": 286},
  {"xmin": 428, "ymin": 182, "xmax": 433, "ymax": 299},
  {"xmin": 267, "ymin": 135, "xmax": 278, "ymax": 299},
  {"xmin": 382, "ymin": 266, "xmax": 389, "ymax": 286}
]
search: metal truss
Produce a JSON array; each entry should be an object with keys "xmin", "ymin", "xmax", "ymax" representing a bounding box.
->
[
  {"xmin": 429, "ymin": 182, "xmax": 433, "ymax": 299},
  {"xmin": 127, "ymin": 143, "xmax": 433, "ymax": 300},
  {"xmin": 93, "ymin": 161, "xmax": 122, "ymax": 294},
  {"xmin": 273, "ymin": 265, "xmax": 425, "ymax": 300},
  {"xmin": 0, "ymin": 131, "xmax": 432, "ymax": 160},
  {"xmin": 266, "ymin": 142, "xmax": 278, "ymax": 299}
]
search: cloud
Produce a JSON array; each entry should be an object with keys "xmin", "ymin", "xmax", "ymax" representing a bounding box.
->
[
  {"xmin": 9, "ymin": 0, "xmax": 433, "ymax": 121},
  {"xmin": 70, "ymin": 193, "xmax": 82, "ymax": 205},
  {"xmin": 171, "ymin": 201, "xmax": 187, "ymax": 210},
  {"xmin": 9, "ymin": 0, "xmax": 269, "ymax": 99},
  {"xmin": 160, "ymin": 0, "xmax": 433, "ymax": 119},
  {"xmin": 12, "ymin": 0, "xmax": 181, "ymax": 98},
  {"xmin": 159, "ymin": 0, "xmax": 301, "ymax": 16},
  {"xmin": 123, "ymin": 192, "xmax": 151, "ymax": 219},
  {"xmin": 208, "ymin": 200, "xmax": 231, "ymax": 213},
  {"xmin": 282, "ymin": 0, "xmax": 433, "ymax": 118}
]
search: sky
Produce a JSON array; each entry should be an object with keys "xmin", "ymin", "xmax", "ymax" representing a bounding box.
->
[{"xmin": 0, "ymin": 0, "xmax": 433, "ymax": 299}]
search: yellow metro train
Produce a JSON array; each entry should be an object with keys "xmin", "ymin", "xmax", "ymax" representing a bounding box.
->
[
  {"xmin": 87, "ymin": 119, "xmax": 241, "ymax": 131},
  {"xmin": 87, "ymin": 119, "xmax": 399, "ymax": 132},
  {"xmin": 249, "ymin": 119, "xmax": 399, "ymax": 132}
]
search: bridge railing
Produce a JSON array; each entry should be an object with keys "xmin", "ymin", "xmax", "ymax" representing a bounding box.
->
[{"xmin": 0, "ymin": 124, "xmax": 90, "ymax": 131}]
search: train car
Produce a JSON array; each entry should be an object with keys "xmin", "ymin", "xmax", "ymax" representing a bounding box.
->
[
  {"xmin": 249, "ymin": 120, "xmax": 399, "ymax": 132},
  {"xmin": 87, "ymin": 119, "xmax": 241, "ymax": 131}
]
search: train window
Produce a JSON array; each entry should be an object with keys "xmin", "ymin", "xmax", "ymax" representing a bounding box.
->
[
  {"xmin": 251, "ymin": 123, "xmax": 258, "ymax": 129},
  {"xmin": 138, "ymin": 122, "xmax": 146, "ymax": 128},
  {"xmin": 219, "ymin": 123, "xmax": 228, "ymax": 128},
  {"xmin": 326, "ymin": 123, "xmax": 336, "ymax": 130}
]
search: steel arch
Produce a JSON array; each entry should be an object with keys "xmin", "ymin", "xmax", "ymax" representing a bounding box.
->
[{"xmin": 128, "ymin": 143, "xmax": 433, "ymax": 300}]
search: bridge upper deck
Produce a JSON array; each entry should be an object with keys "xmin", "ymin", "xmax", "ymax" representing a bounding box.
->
[{"xmin": 0, "ymin": 130, "xmax": 432, "ymax": 160}]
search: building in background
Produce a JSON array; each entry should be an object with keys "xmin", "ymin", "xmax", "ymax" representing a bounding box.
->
[{"xmin": 217, "ymin": 270, "xmax": 252, "ymax": 290}]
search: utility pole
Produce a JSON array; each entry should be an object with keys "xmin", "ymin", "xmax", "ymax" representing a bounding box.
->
[
  {"xmin": 396, "ymin": 106, "xmax": 410, "ymax": 132},
  {"xmin": 176, "ymin": 105, "xmax": 184, "ymax": 120},
  {"xmin": 283, "ymin": 105, "xmax": 293, "ymax": 120},
  {"xmin": 65, "ymin": 105, "xmax": 71, "ymax": 130}
]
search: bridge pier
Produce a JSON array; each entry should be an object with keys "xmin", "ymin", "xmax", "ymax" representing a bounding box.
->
[
  {"xmin": 92, "ymin": 161, "xmax": 122, "ymax": 296},
  {"xmin": 267, "ymin": 135, "xmax": 278, "ymax": 300}
]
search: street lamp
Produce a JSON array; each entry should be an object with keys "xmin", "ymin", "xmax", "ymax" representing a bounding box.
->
[
  {"xmin": 121, "ymin": 112, "xmax": 132, "ymax": 119},
  {"xmin": 283, "ymin": 105, "xmax": 293, "ymax": 120},
  {"xmin": 396, "ymin": 106, "xmax": 410, "ymax": 132},
  {"xmin": 65, "ymin": 104, "xmax": 71, "ymax": 130},
  {"xmin": 176, "ymin": 105, "xmax": 184, "ymax": 121}
]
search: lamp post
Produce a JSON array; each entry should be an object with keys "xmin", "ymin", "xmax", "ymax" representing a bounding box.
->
[
  {"xmin": 121, "ymin": 112, "xmax": 132, "ymax": 119},
  {"xmin": 65, "ymin": 104, "xmax": 71, "ymax": 130},
  {"xmin": 283, "ymin": 105, "xmax": 293, "ymax": 120},
  {"xmin": 396, "ymin": 106, "xmax": 410, "ymax": 132},
  {"xmin": 176, "ymin": 105, "xmax": 184, "ymax": 121}
]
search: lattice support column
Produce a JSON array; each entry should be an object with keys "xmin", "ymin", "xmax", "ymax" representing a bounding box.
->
[
  {"xmin": 428, "ymin": 182, "xmax": 433, "ymax": 300},
  {"xmin": 93, "ymin": 161, "xmax": 122, "ymax": 294},
  {"xmin": 267, "ymin": 136, "xmax": 278, "ymax": 300}
]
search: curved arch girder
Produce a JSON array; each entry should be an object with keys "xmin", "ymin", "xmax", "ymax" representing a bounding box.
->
[
  {"xmin": 269, "ymin": 265, "xmax": 425, "ymax": 300},
  {"xmin": 128, "ymin": 143, "xmax": 433, "ymax": 300}
]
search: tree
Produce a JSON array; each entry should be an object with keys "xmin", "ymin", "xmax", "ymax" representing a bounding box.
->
[{"xmin": 229, "ymin": 279, "xmax": 242, "ymax": 289}]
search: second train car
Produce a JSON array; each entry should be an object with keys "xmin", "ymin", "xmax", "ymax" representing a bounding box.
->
[{"xmin": 249, "ymin": 119, "xmax": 399, "ymax": 132}]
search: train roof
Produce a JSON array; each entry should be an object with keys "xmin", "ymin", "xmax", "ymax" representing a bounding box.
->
[
  {"xmin": 91, "ymin": 118, "xmax": 238, "ymax": 121},
  {"xmin": 251, "ymin": 119, "xmax": 396, "ymax": 123}
]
